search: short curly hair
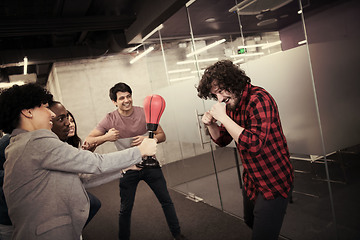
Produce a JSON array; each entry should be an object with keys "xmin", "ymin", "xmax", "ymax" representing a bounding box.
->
[
  {"xmin": 196, "ymin": 60, "xmax": 251, "ymax": 100},
  {"xmin": 0, "ymin": 83, "xmax": 53, "ymax": 134}
]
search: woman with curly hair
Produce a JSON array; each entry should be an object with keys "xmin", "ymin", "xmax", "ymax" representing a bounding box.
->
[
  {"xmin": 0, "ymin": 83, "xmax": 157, "ymax": 240},
  {"xmin": 197, "ymin": 60, "xmax": 293, "ymax": 240}
]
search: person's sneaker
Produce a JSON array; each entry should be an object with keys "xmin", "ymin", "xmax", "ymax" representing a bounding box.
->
[{"xmin": 174, "ymin": 233, "xmax": 188, "ymax": 240}]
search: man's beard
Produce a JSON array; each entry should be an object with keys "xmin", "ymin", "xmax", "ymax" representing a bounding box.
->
[{"xmin": 227, "ymin": 97, "xmax": 241, "ymax": 111}]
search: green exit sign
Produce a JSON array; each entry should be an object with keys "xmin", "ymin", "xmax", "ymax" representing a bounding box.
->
[{"xmin": 238, "ymin": 48, "xmax": 247, "ymax": 54}]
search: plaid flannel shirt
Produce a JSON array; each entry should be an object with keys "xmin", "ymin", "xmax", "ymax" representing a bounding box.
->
[{"xmin": 213, "ymin": 84, "xmax": 293, "ymax": 201}]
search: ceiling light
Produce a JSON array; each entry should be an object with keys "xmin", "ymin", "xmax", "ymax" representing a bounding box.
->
[
  {"xmin": 177, "ymin": 58, "xmax": 219, "ymax": 65},
  {"xmin": 237, "ymin": 41, "xmax": 281, "ymax": 50},
  {"xmin": 261, "ymin": 40, "xmax": 282, "ymax": 49},
  {"xmin": 142, "ymin": 24, "xmax": 164, "ymax": 42},
  {"xmin": 191, "ymin": 69, "xmax": 205, "ymax": 74},
  {"xmin": 127, "ymin": 44, "xmax": 143, "ymax": 53},
  {"xmin": 257, "ymin": 18, "xmax": 277, "ymax": 27},
  {"xmin": 233, "ymin": 58, "xmax": 245, "ymax": 64},
  {"xmin": 23, "ymin": 57, "xmax": 28, "ymax": 75},
  {"xmin": 169, "ymin": 76, "xmax": 196, "ymax": 82},
  {"xmin": 230, "ymin": 52, "xmax": 264, "ymax": 58},
  {"xmin": 229, "ymin": 0, "xmax": 292, "ymax": 15},
  {"xmin": 186, "ymin": 0, "xmax": 197, "ymax": 7},
  {"xmin": 178, "ymin": 42, "xmax": 187, "ymax": 48},
  {"xmin": 229, "ymin": 0, "xmax": 257, "ymax": 13},
  {"xmin": 168, "ymin": 68, "xmax": 191, "ymax": 74},
  {"xmin": 0, "ymin": 80, "xmax": 25, "ymax": 89},
  {"xmin": 298, "ymin": 40, "xmax": 307, "ymax": 45},
  {"xmin": 256, "ymin": 14, "xmax": 264, "ymax": 20},
  {"xmin": 186, "ymin": 39, "xmax": 226, "ymax": 58},
  {"xmin": 205, "ymin": 18, "xmax": 216, "ymax": 23},
  {"xmin": 129, "ymin": 46, "xmax": 154, "ymax": 64},
  {"xmin": 238, "ymin": 43, "xmax": 266, "ymax": 49}
]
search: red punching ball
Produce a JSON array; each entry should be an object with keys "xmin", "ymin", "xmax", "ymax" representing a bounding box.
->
[
  {"xmin": 143, "ymin": 94, "xmax": 166, "ymax": 132},
  {"xmin": 138, "ymin": 94, "xmax": 166, "ymax": 168}
]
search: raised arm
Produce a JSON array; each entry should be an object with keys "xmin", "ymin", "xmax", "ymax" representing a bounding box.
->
[
  {"xmin": 204, "ymin": 102, "xmax": 244, "ymax": 144},
  {"xmin": 34, "ymin": 130, "xmax": 156, "ymax": 174},
  {"xmin": 202, "ymin": 111, "xmax": 221, "ymax": 140}
]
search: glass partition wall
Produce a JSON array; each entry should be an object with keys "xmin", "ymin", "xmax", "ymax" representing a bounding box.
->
[
  {"xmin": 301, "ymin": 0, "xmax": 360, "ymax": 239},
  {"xmin": 235, "ymin": 1, "xmax": 339, "ymax": 239},
  {"xmin": 144, "ymin": 3, "xmax": 232, "ymax": 213},
  {"xmin": 134, "ymin": 0, "xmax": 360, "ymax": 239}
]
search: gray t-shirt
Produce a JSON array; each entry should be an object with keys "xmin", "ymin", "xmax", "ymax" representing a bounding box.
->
[{"xmin": 96, "ymin": 106, "xmax": 148, "ymax": 150}]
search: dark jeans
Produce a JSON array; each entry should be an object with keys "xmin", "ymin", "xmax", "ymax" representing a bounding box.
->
[
  {"xmin": 243, "ymin": 188, "xmax": 291, "ymax": 240},
  {"xmin": 85, "ymin": 191, "xmax": 102, "ymax": 227},
  {"xmin": 118, "ymin": 168, "xmax": 180, "ymax": 240}
]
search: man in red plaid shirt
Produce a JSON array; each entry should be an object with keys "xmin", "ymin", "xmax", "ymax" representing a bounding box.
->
[{"xmin": 197, "ymin": 60, "xmax": 293, "ymax": 240}]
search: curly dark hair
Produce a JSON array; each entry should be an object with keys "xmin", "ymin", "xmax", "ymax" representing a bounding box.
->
[
  {"xmin": 109, "ymin": 82, "xmax": 132, "ymax": 101},
  {"xmin": 66, "ymin": 111, "xmax": 82, "ymax": 148},
  {"xmin": 0, "ymin": 83, "xmax": 53, "ymax": 134},
  {"xmin": 196, "ymin": 60, "xmax": 251, "ymax": 100}
]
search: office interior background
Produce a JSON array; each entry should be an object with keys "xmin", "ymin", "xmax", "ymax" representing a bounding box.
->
[{"xmin": 1, "ymin": 0, "xmax": 360, "ymax": 239}]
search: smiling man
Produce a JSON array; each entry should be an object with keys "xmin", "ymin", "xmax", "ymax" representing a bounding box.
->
[
  {"xmin": 84, "ymin": 82, "xmax": 186, "ymax": 240},
  {"xmin": 197, "ymin": 60, "xmax": 294, "ymax": 240},
  {"xmin": 49, "ymin": 101, "xmax": 70, "ymax": 141},
  {"xmin": 48, "ymin": 101, "xmax": 102, "ymax": 229}
]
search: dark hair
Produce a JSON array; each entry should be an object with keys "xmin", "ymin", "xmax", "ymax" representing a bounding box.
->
[
  {"xmin": 0, "ymin": 83, "xmax": 53, "ymax": 134},
  {"xmin": 66, "ymin": 111, "xmax": 81, "ymax": 148},
  {"xmin": 196, "ymin": 60, "xmax": 251, "ymax": 100},
  {"xmin": 109, "ymin": 82, "xmax": 132, "ymax": 101},
  {"xmin": 48, "ymin": 100, "xmax": 61, "ymax": 108}
]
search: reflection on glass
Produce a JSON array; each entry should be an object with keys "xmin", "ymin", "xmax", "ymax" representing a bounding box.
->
[{"xmin": 141, "ymin": 0, "xmax": 360, "ymax": 239}]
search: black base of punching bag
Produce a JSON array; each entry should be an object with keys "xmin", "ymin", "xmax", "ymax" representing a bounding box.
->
[
  {"xmin": 136, "ymin": 130, "xmax": 161, "ymax": 168},
  {"xmin": 136, "ymin": 156, "xmax": 161, "ymax": 168}
]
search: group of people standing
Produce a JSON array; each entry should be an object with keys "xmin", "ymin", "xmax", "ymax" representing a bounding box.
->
[{"xmin": 0, "ymin": 60, "xmax": 293, "ymax": 240}]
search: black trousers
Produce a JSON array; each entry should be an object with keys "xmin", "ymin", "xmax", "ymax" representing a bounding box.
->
[
  {"xmin": 84, "ymin": 191, "xmax": 102, "ymax": 227},
  {"xmin": 243, "ymin": 188, "xmax": 291, "ymax": 240},
  {"xmin": 118, "ymin": 168, "xmax": 181, "ymax": 240}
]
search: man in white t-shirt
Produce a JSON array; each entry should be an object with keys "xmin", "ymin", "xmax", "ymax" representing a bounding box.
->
[{"xmin": 85, "ymin": 82, "xmax": 186, "ymax": 240}]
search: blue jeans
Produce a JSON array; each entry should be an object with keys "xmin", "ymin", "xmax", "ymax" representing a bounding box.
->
[{"xmin": 118, "ymin": 168, "xmax": 180, "ymax": 240}]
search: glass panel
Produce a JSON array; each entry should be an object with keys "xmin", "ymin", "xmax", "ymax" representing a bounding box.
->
[
  {"xmin": 142, "ymin": 5, "xmax": 223, "ymax": 209},
  {"xmin": 303, "ymin": 0, "xmax": 360, "ymax": 239},
  {"xmin": 234, "ymin": 0, "xmax": 336, "ymax": 239},
  {"xmin": 132, "ymin": 0, "xmax": 360, "ymax": 239},
  {"xmin": 186, "ymin": 0, "xmax": 244, "ymax": 217}
]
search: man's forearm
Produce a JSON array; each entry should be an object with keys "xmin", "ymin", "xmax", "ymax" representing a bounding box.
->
[
  {"xmin": 219, "ymin": 115, "xmax": 244, "ymax": 144},
  {"xmin": 206, "ymin": 122, "xmax": 221, "ymax": 141},
  {"xmin": 85, "ymin": 135, "xmax": 108, "ymax": 147},
  {"xmin": 154, "ymin": 132, "xmax": 165, "ymax": 143},
  {"xmin": 153, "ymin": 125, "xmax": 166, "ymax": 143}
]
